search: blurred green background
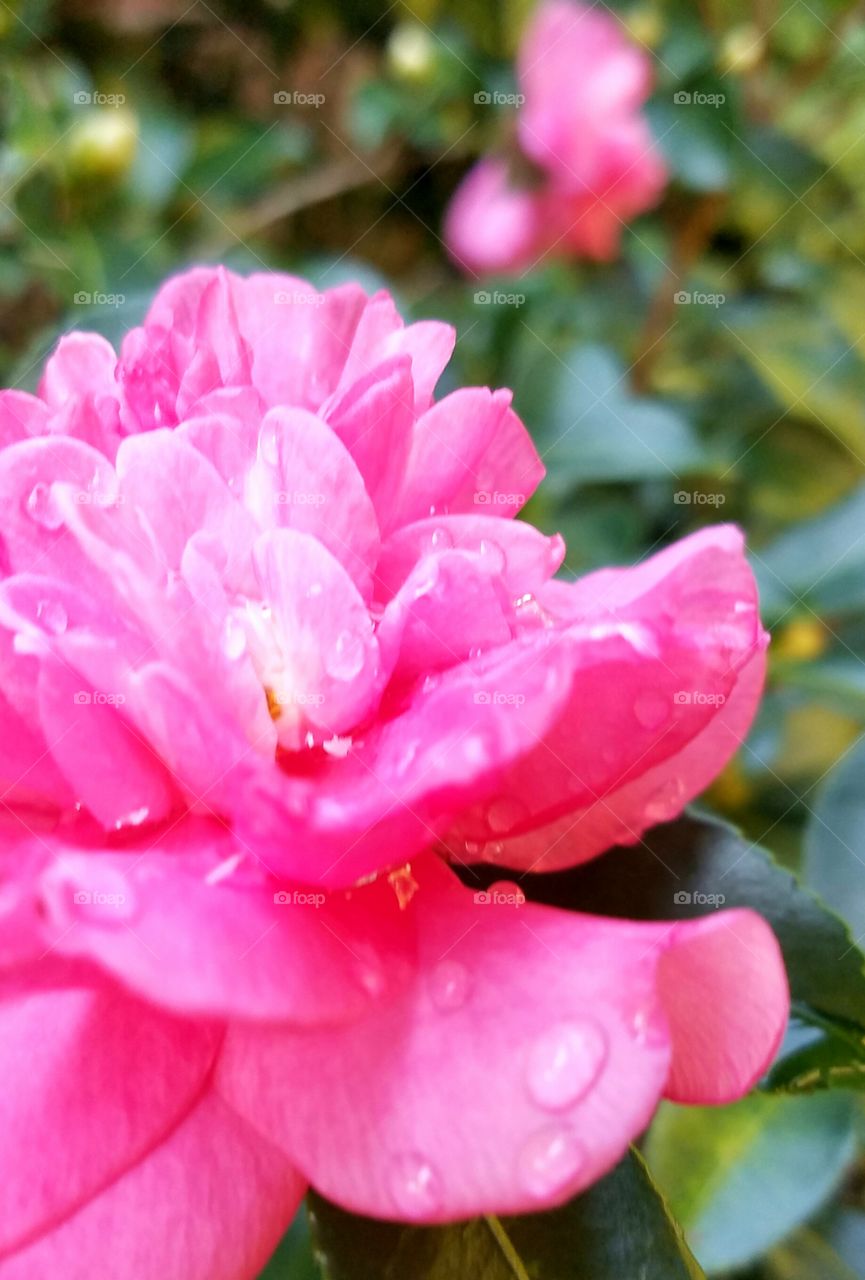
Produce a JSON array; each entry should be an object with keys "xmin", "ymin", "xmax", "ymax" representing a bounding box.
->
[{"xmin": 5, "ymin": 0, "xmax": 865, "ymax": 1274}]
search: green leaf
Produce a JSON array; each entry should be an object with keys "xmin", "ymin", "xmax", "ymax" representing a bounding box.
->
[
  {"xmin": 729, "ymin": 303, "xmax": 865, "ymax": 457},
  {"xmin": 767, "ymin": 1019, "xmax": 865, "ymax": 1095},
  {"xmin": 803, "ymin": 734, "xmax": 865, "ymax": 946},
  {"xmin": 308, "ymin": 1149, "xmax": 705, "ymax": 1280},
  {"xmin": 527, "ymin": 343, "xmax": 705, "ymax": 489},
  {"xmin": 753, "ymin": 483, "xmax": 865, "ymax": 619},
  {"xmin": 259, "ymin": 1206, "xmax": 319, "ymax": 1280},
  {"xmin": 767, "ymin": 1227, "xmax": 863, "ymax": 1280},
  {"xmin": 645, "ymin": 1093, "xmax": 859, "ymax": 1274},
  {"xmin": 489, "ymin": 812, "xmax": 865, "ymax": 1031}
]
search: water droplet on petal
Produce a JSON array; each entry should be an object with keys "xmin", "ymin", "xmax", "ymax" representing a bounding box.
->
[
  {"xmin": 25, "ymin": 483, "xmax": 63, "ymax": 530},
  {"xmin": 518, "ymin": 1125, "xmax": 584, "ymax": 1200},
  {"xmin": 221, "ymin": 615, "xmax": 247, "ymax": 661},
  {"xmin": 631, "ymin": 1003, "xmax": 667, "ymax": 1049},
  {"xmin": 326, "ymin": 629, "xmax": 366, "ymax": 681},
  {"xmin": 486, "ymin": 796, "xmax": 528, "ymax": 836},
  {"xmin": 634, "ymin": 690, "xmax": 671, "ymax": 731},
  {"xmin": 114, "ymin": 806, "xmax": 150, "ymax": 831},
  {"xmin": 36, "ymin": 599, "xmax": 67, "ymax": 635},
  {"xmin": 387, "ymin": 1152, "xmax": 443, "ymax": 1219},
  {"xmin": 644, "ymin": 778, "xmax": 685, "ymax": 825},
  {"xmin": 477, "ymin": 538, "xmax": 506, "ymax": 574},
  {"xmin": 526, "ymin": 1020, "xmax": 607, "ymax": 1111},
  {"xmin": 259, "ymin": 420, "xmax": 281, "ymax": 467},
  {"xmin": 430, "ymin": 526, "xmax": 452, "ymax": 551},
  {"xmin": 429, "ymin": 959, "xmax": 469, "ymax": 1012}
]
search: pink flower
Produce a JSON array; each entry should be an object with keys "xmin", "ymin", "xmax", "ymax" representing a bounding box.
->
[
  {"xmin": 444, "ymin": 0, "xmax": 667, "ymax": 274},
  {"xmin": 0, "ymin": 267, "xmax": 785, "ymax": 1274}
]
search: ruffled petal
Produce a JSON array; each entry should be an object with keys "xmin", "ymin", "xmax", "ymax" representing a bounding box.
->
[{"xmin": 217, "ymin": 857, "xmax": 786, "ymax": 1220}]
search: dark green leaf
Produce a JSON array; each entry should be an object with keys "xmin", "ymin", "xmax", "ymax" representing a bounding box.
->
[{"xmin": 308, "ymin": 1148, "xmax": 705, "ymax": 1280}]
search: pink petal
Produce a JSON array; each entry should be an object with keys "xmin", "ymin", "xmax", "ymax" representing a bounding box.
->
[
  {"xmin": 0, "ymin": 1091, "xmax": 305, "ymax": 1280},
  {"xmin": 252, "ymin": 528, "xmax": 381, "ymax": 745},
  {"xmin": 445, "ymin": 526, "xmax": 767, "ymax": 869},
  {"xmin": 336, "ymin": 292, "xmax": 455, "ymax": 414},
  {"xmin": 30, "ymin": 816, "xmax": 415, "ymax": 1023},
  {"xmin": 245, "ymin": 406, "xmax": 380, "ymax": 597},
  {"xmin": 0, "ymin": 980, "xmax": 219, "ymax": 1256},
  {"xmin": 36, "ymin": 653, "xmax": 176, "ymax": 830},
  {"xmin": 0, "ymin": 392, "xmax": 48, "ymax": 448},
  {"xmin": 38, "ymin": 333, "xmax": 118, "ymax": 407},
  {"xmin": 660, "ymin": 909, "xmax": 789, "ymax": 1103},
  {"xmin": 377, "ymin": 513, "xmax": 564, "ymax": 601},
  {"xmin": 217, "ymin": 856, "xmax": 787, "ymax": 1220},
  {"xmin": 324, "ymin": 356, "xmax": 416, "ymax": 530},
  {"xmin": 116, "ymin": 429, "xmax": 257, "ymax": 583},
  {"xmin": 393, "ymin": 387, "xmax": 543, "ymax": 525}
]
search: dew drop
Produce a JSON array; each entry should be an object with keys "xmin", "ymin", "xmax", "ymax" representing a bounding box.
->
[
  {"xmin": 326, "ymin": 629, "xmax": 366, "ymax": 681},
  {"xmin": 429, "ymin": 959, "xmax": 469, "ymax": 1012},
  {"xmin": 644, "ymin": 778, "xmax": 685, "ymax": 825},
  {"xmin": 114, "ymin": 806, "xmax": 151, "ymax": 831},
  {"xmin": 518, "ymin": 1125, "xmax": 584, "ymax": 1200},
  {"xmin": 477, "ymin": 538, "xmax": 506, "ymax": 574},
  {"xmin": 526, "ymin": 1019, "xmax": 607, "ymax": 1111},
  {"xmin": 387, "ymin": 1152, "xmax": 443, "ymax": 1219},
  {"xmin": 633, "ymin": 689, "xmax": 671, "ymax": 731},
  {"xmin": 221, "ymin": 615, "xmax": 247, "ymax": 661},
  {"xmin": 486, "ymin": 796, "xmax": 528, "ymax": 836},
  {"xmin": 430, "ymin": 526, "xmax": 452, "ymax": 551},
  {"xmin": 259, "ymin": 420, "xmax": 281, "ymax": 467},
  {"xmin": 631, "ymin": 1003, "xmax": 667, "ymax": 1049},
  {"xmin": 25, "ymin": 483, "xmax": 63, "ymax": 531},
  {"xmin": 36, "ymin": 599, "xmax": 67, "ymax": 635}
]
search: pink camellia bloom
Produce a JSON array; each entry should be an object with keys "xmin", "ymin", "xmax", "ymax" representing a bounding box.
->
[
  {"xmin": 0, "ymin": 268, "xmax": 785, "ymax": 1276},
  {"xmin": 444, "ymin": 0, "xmax": 667, "ymax": 274}
]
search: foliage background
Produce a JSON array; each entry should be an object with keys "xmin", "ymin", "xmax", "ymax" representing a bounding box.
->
[{"xmin": 4, "ymin": 0, "xmax": 865, "ymax": 1274}]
